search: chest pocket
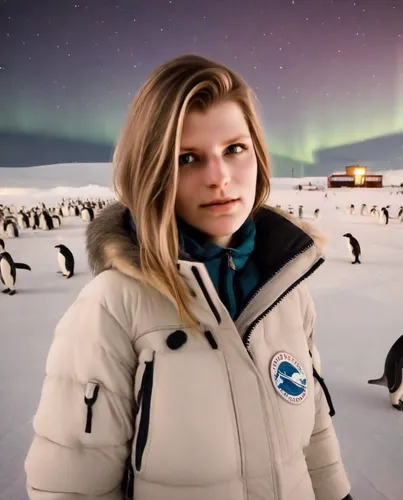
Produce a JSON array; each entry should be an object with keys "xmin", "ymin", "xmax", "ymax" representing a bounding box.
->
[{"xmin": 130, "ymin": 328, "xmax": 242, "ymax": 488}]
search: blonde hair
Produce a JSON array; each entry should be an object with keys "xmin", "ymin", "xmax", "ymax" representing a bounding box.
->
[{"xmin": 113, "ymin": 54, "xmax": 271, "ymax": 327}]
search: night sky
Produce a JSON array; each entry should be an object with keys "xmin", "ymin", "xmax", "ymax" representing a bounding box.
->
[{"xmin": 1, "ymin": 0, "xmax": 403, "ymax": 174}]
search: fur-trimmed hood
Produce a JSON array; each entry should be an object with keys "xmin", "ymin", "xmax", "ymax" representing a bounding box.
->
[{"xmin": 85, "ymin": 202, "xmax": 327, "ymax": 282}]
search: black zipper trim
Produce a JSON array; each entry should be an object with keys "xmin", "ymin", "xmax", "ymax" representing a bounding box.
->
[
  {"xmin": 243, "ymin": 256, "xmax": 325, "ymax": 350},
  {"xmin": 135, "ymin": 359, "xmax": 154, "ymax": 471},
  {"xmin": 310, "ymin": 355, "xmax": 336, "ymax": 417},
  {"xmin": 204, "ymin": 330, "xmax": 218, "ymax": 349},
  {"xmin": 233, "ymin": 268, "xmax": 245, "ymax": 318},
  {"xmin": 219, "ymin": 252, "xmax": 232, "ymax": 315},
  {"xmin": 121, "ymin": 455, "xmax": 134, "ymax": 499},
  {"xmin": 239, "ymin": 241, "xmax": 315, "ymax": 323},
  {"xmin": 191, "ymin": 266, "xmax": 221, "ymax": 324},
  {"xmin": 84, "ymin": 382, "xmax": 100, "ymax": 434}
]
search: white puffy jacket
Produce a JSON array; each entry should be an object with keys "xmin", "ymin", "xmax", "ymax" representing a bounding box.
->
[{"xmin": 25, "ymin": 203, "xmax": 351, "ymax": 500}]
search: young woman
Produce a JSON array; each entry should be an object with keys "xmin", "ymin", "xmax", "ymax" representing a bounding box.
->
[{"xmin": 25, "ymin": 54, "xmax": 352, "ymax": 500}]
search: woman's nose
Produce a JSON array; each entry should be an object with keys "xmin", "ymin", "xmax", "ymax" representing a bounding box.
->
[{"xmin": 204, "ymin": 156, "xmax": 230, "ymax": 188}]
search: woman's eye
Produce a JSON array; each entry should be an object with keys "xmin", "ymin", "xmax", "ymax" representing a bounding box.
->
[
  {"xmin": 226, "ymin": 144, "xmax": 244, "ymax": 155},
  {"xmin": 179, "ymin": 153, "xmax": 196, "ymax": 165}
]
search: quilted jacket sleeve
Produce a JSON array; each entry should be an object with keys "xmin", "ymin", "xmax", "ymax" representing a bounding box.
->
[
  {"xmin": 25, "ymin": 292, "xmax": 137, "ymax": 499},
  {"xmin": 302, "ymin": 287, "xmax": 351, "ymax": 500}
]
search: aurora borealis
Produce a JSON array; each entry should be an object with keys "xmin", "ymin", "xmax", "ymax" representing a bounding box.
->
[{"xmin": 1, "ymin": 0, "xmax": 403, "ymax": 173}]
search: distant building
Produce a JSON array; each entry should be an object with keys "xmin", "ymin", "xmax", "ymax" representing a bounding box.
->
[{"xmin": 327, "ymin": 165, "xmax": 383, "ymax": 188}]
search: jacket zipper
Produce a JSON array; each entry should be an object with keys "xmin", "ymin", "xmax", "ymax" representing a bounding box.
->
[
  {"xmin": 135, "ymin": 357, "xmax": 155, "ymax": 471},
  {"xmin": 227, "ymin": 250, "xmax": 235, "ymax": 270},
  {"xmin": 240, "ymin": 242, "xmax": 314, "ymax": 324},
  {"xmin": 243, "ymin": 256, "xmax": 325, "ymax": 350},
  {"xmin": 219, "ymin": 250, "xmax": 236, "ymax": 316},
  {"xmin": 189, "ymin": 243, "xmax": 324, "ymax": 500},
  {"xmin": 192, "ymin": 242, "xmax": 321, "ymax": 336},
  {"xmin": 233, "ymin": 265, "xmax": 247, "ymax": 319}
]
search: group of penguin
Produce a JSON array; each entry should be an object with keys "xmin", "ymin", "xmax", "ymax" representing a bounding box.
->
[
  {"xmin": 0, "ymin": 197, "xmax": 109, "ymax": 238},
  {"xmin": 1, "ymin": 195, "xmax": 403, "ymax": 411},
  {"xmin": 277, "ymin": 201, "xmax": 403, "ymax": 266},
  {"xmin": 279, "ymin": 204, "xmax": 322, "ymax": 221},
  {"xmin": 283, "ymin": 201, "xmax": 403, "ymax": 225},
  {"xmin": 276, "ymin": 201, "xmax": 403, "ymax": 409},
  {"xmin": 345, "ymin": 202, "xmax": 403, "ymax": 224},
  {"xmin": 340, "ymin": 203, "xmax": 403, "ymax": 264},
  {"xmin": 281, "ymin": 203, "xmax": 366, "ymax": 261},
  {"xmin": 0, "ymin": 197, "xmax": 113, "ymax": 295},
  {"xmin": 0, "ymin": 238, "xmax": 75, "ymax": 295}
]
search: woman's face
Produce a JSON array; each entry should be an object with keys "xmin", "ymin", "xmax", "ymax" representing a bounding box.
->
[{"xmin": 175, "ymin": 100, "xmax": 258, "ymax": 248}]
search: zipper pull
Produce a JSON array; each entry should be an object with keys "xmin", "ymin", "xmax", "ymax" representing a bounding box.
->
[
  {"xmin": 84, "ymin": 381, "xmax": 100, "ymax": 433},
  {"xmin": 227, "ymin": 251, "xmax": 236, "ymax": 270}
]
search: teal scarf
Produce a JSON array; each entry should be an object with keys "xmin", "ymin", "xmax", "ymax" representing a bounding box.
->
[{"xmin": 178, "ymin": 218, "xmax": 260, "ymax": 319}]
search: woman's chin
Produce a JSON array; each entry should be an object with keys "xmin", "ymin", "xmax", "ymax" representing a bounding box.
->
[{"xmin": 194, "ymin": 217, "xmax": 245, "ymax": 243}]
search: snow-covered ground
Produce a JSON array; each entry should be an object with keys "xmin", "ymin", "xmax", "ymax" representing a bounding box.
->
[{"xmin": 1, "ymin": 164, "xmax": 403, "ymax": 500}]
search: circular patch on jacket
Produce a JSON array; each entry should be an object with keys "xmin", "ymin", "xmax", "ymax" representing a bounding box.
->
[{"xmin": 270, "ymin": 352, "xmax": 308, "ymax": 404}]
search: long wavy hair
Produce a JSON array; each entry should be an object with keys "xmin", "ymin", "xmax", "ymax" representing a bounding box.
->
[{"xmin": 113, "ymin": 54, "xmax": 271, "ymax": 327}]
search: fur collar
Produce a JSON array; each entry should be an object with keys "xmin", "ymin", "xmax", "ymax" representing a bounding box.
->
[{"xmin": 85, "ymin": 202, "xmax": 327, "ymax": 282}]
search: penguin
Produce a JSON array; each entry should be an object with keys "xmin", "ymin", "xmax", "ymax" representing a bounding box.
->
[
  {"xmin": 33, "ymin": 211, "xmax": 40, "ymax": 230},
  {"xmin": 313, "ymin": 208, "xmax": 321, "ymax": 220},
  {"xmin": 0, "ymin": 243, "xmax": 31, "ymax": 295},
  {"xmin": 3, "ymin": 218, "xmax": 19, "ymax": 238},
  {"xmin": 52, "ymin": 214, "xmax": 61, "ymax": 228},
  {"xmin": 81, "ymin": 206, "xmax": 94, "ymax": 222},
  {"xmin": 360, "ymin": 203, "xmax": 368, "ymax": 216},
  {"xmin": 17, "ymin": 210, "xmax": 30, "ymax": 229},
  {"xmin": 55, "ymin": 244, "xmax": 75, "ymax": 278},
  {"xmin": 368, "ymin": 335, "xmax": 403, "ymax": 411},
  {"xmin": 379, "ymin": 207, "xmax": 389, "ymax": 225},
  {"xmin": 342, "ymin": 233, "xmax": 361, "ymax": 264},
  {"xmin": 347, "ymin": 204, "xmax": 355, "ymax": 216},
  {"xmin": 39, "ymin": 210, "xmax": 54, "ymax": 230},
  {"xmin": 298, "ymin": 205, "xmax": 303, "ymax": 219},
  {"xmin": 370, "ymin": 206, "xmax": 379, "ymax": 217}
]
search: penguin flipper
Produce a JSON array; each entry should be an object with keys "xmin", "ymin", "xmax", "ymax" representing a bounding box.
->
[
  {"xmin": 15, "ymin": 263, "xmax": 31, "ymax": 271},
  {"xmin": 368, "ymin": 375, "xmax": 387, "ymax": 386}
]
